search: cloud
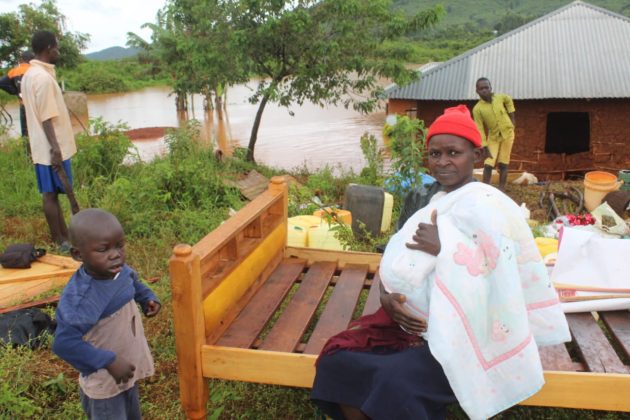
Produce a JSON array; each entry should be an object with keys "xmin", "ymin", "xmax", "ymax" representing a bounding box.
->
[{"xmin": 0, "ymin": 0, "xmax": 166, "ymax": 53}]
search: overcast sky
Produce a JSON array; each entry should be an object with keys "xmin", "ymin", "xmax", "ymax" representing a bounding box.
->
[{"xmin": 0, "ymin": 0, "xmax": 167, "ymax": 53}]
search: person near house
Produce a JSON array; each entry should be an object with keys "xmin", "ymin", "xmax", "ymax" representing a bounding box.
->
[
  {"xmin": 21, "ymin": 31, "xmax": 77, "ymax": 250},
  {"xmin": 311, "ymin": 105, "xmax": 569, "ymax": 420},
  {"xmin": 0, "ymin": 50, "xmax": 35, "ymax": 143},
  {"xmin": 472, "ymin": 77, "xmax": 516, "ymax": 191},
  {"xmin": 53, "ymin": 208, "xmax": 161, "ymax": 419}
]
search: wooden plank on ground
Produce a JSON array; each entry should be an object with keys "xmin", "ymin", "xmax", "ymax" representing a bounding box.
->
[
  {"xmin": 259, "ymin": 261, "xmax": 336, "ymax": 352},
  {"xmin": 217, "ymin": 260, "xmax": 305, "ymax": 348},
  {"xmin": 225, "ymin": 170, "xmax": 269, "ymax": 201},
  {"xmin": 567, "ymin": 312, "xmax": 627, "ymax": 373},
  {"xmin": 303, "ymin": 264, "xmax": 368, "ymax": 355},
  {"xmin": 362, "ymin": 271, "xmax": 382, "ymax": 316},
  {"xmin": 0, "ymin": 295, "xmax": 60, "ymax": 314},
  {"xmin": 538, "ymin": 344, "xmax": 577, "ymax": 372},
  {"xmin": 600, "ymin": 310, "xmax": 630, "ymax": 361}
]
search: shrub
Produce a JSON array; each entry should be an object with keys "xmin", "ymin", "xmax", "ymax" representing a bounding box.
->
[
  {"xmin": 73, "ymin": 118, "xmax": 137, "ymax": 188},
  {"xmin": 358, "ymin": 133, "xmax": 384, "ymax": 186},
  {"xmin": 385, "ymin": 115, "xmax": 428, "ymax": 199}
]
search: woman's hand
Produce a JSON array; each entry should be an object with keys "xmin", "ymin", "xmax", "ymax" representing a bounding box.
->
[
  {"xmin": 405, "ymin": 210, "xmax": 441, "ymax": 256},
  {"xmin": 380, "ymin": 283, "xmax": 427, "ymax": 335}
]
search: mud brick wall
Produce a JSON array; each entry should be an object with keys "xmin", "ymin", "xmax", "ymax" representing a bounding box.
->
[{"xmin": 388, "ymin": 98, "xmax": 630, "ymax": 180}]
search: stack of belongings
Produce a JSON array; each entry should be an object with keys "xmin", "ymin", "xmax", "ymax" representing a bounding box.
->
[{"xmin": 551, "ymin": 192, "xmax": 630, "ymax": 312}]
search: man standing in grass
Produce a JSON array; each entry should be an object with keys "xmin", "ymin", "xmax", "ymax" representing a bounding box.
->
[
  {"xmin": 21, "ymin": 31, "xmax": 77, "ymax": 251},
  {"xmin": 472, "ymin": 77, "xmax": 515, "ymax": 191}
]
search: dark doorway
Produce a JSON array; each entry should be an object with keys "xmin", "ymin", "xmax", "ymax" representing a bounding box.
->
[{"xmin": 545, "ymin": 112, "xmax": 590, "ymax": 154}]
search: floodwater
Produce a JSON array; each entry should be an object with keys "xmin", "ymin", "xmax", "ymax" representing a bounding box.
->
[{"xmin": 4, "ymin": 84, "xmax": 388, "ymax": 172}]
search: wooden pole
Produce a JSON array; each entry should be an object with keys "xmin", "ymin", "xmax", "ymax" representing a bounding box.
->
[{"xmin": 169, "ymin": 244, "xmax": 208, "ymax": 419}]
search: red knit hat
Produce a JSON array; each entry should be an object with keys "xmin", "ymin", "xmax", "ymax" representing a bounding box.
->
[{"xmin": 426, "ymin": 104, "xmax": 482, "ymax": 148}]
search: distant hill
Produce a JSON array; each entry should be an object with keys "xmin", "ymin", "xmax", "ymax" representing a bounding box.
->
[
  {"xmin": 84, "ymin": 46, "xmax": 142, "ymax": 61},
  {"xmin": 393, "ymin": 0, "xmax": 630, "ymax": 29}
]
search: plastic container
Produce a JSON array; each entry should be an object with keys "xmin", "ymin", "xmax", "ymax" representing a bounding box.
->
[
  {"xmin": 313, "ymin": 207, "xmax": 352, "ymax": 225},
  {"xmin": 344, "ymin": 184, "xmax": 386, "ymax": 237},
  {"xmin": 380, "ymin": 192, "xmax": 394, "ymax": 232},
  {"xmin": 583, "ymin": 171, "xmax": 623, "ymax": 212},
  {"xmin": 534, "ymin": 237, "xmax": 559, "ymax": 258},
  {"xmin": 287, "ymin": 215, "xmax": 321, "ymax": 247},
  {"xmin": 619, "ymin": 170, "xmax": 630, "ymax": 192},
  {"xmin": 308, "ymin": 222, "xmax": 345, "ymax": 251}
]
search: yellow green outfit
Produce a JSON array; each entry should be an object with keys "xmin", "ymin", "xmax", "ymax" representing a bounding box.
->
[{"xmin": 472, "ymin": 94, "xmax": 515, "ymax": 166}]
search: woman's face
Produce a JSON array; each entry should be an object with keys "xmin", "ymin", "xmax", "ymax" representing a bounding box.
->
[{"xmin": 427, "ymin": 134, "xmax": 481, "ymax": 193}]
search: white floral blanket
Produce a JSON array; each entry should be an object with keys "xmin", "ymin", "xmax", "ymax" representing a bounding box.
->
[{"xmin": 380, "ymin": 182, "xmax": 570, "ymax": 419}]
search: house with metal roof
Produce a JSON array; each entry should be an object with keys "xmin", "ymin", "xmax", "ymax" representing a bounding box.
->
[{"xmin": 387, "ymin": 0, "xmax": 630, "ymax": 179}]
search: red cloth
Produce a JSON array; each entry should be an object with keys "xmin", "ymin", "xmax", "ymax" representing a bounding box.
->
[
  {"xmin": 317, "ymin": 307, "xmax": 423, "ymax": 364},
  {"xmin": 426, "ymin": 104, "xmax": 482, "ymax": 148}
]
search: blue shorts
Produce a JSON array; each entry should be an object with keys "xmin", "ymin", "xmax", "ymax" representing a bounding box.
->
[{"xmin": 34, "ymin": 159, "xmax": 73, "ymax": 194}]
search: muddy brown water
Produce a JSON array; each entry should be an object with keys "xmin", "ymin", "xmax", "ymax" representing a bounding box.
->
[{"xmin": 4, "ymin": 84, "xmax": 388, "ymax": 172}]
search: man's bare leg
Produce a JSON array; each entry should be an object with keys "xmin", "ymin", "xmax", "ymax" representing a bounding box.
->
[{"xmin": 42, "ymin": 192, "xmax": 69, "ymax": 244}]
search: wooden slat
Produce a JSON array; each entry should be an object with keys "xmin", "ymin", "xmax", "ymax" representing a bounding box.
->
[
  {"xmin": 362, "ymin": 271, "xmax": 382, "ymax": 316},
  {"xmin": 259, "ymin": 261, "xmax": 336, "ymax": 352},
  {"xmin": 285, "ymin": 246, "xmax": 381, "ymax": 273},
  {"xmin": 36, "ymin": 254, "xmax": 80, "ymax": 269},
  {"xmin": 201, "ymin": 345, "xmax": 630, "ymax": 412},
  {"xmin": 0, "ymin": 274, "xmax": 71, "ymax": 308},
  {"xmin": 202, "ymin": 345, "xmax": 316, "ymax": 388},
  {"xmin": 521, "ymin": 370, "xmax": 630, "ymax": 411},
  {"xmin": 600, "ymin": 310, "xmax": 630, "ymax": 361},
  {"xmin": 538, "ymin": 344, "xmax": 578, "ymax": 372},
  {"xmin": 217, "ymin": 260, "xmax": 305, "ymax": 348},
  {"xmin": 303, "ymin": 264, "xmax": 368, "ymax": 355},
  {"xmin": 567, "ymin": 312, "xmax": 627, "ymax": 373},
  {"xmin": 0, "ymin": 295, "xmax": 60, "ymax": 314}
]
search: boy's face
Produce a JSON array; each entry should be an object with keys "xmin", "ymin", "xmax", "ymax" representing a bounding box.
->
[
  {"xmin": 476, "ymin": 80, "xmax": 492, "ymax": 101},
  {"xmin": 71, "ymin": 221, "xmax": 126, "ymax": 280}
]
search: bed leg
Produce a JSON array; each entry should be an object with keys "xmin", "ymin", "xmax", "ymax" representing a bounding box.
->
[{"xmin": 170, "ymin": 244, "xmax": 209, "ymax": 419}]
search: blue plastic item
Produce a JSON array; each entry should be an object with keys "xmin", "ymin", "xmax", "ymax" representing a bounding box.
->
[{"xmin": 384, "ymin": 172, "xmax": 435, "ymax": 193}]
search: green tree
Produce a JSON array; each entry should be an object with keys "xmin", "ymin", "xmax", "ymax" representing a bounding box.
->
[
  {"xmin": 230, "ymin": 0, "xmax": 442, "ymax": 162},
  {"xmin": 0, "ymin": 0, "xmax": 88, "ymax": 68},
  {"xmin": 128, "ymin": 0, "xmax": 248, "ymax": 113},
  {"xmin": 127, "ymin": 9, "xmax": 191, "ymax": 110}
]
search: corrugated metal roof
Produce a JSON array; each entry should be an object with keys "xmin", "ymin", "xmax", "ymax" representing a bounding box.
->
[{"xmin": 388, "ymin": 1, "xmax": 630, "ymax": 100}]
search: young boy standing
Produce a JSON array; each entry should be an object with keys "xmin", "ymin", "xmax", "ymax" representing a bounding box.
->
[{"xmin": 53, "ymin": 208, "xmax": 161, "ymax": 419}]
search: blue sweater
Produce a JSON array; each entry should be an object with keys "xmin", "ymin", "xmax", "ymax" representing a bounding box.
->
[{"xmin": 52, "ymin": 265, "xmax": 159, "ymax": 376}]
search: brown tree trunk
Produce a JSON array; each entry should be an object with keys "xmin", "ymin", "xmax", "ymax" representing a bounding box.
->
[
  {"xmin": 203, "ymin": 90, "xmax": 213, "ymax": 111},
  {"xmin": 175, "ymin": 92, "xmax": 188, "ymax": 111},
  {"xmin": 246, "ymin": 93, "xmax": 270, "ymax": 162}
]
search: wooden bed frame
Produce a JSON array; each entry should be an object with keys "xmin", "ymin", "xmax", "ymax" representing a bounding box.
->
[{"xmin": 169, "ymin": 177, "xmax": 630, "ymax": 419}]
